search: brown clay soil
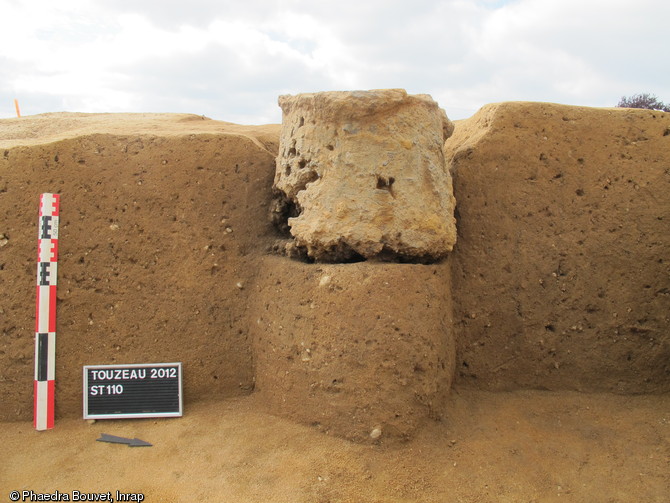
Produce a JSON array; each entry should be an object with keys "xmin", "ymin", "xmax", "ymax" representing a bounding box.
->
[{"xmin": 1, "ymin": 111, "xmax": 669, "ymax": 502}]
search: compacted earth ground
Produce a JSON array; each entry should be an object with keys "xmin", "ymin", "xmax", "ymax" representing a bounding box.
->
[{"xmin": 2, "ymin": 389, "xmax": 669, "ymax": 502}]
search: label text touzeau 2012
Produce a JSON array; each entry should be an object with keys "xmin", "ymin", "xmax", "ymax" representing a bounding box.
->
[{"xmin": 89, "ymin": 367, "xmax": 177, "ymax": 381}]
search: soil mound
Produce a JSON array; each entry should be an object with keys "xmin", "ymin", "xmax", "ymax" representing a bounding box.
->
[
  {"xmin": 1, "ymin": 104, "xmax": 669, "ymax": 501},
  {"xmin": 1, "ymin": 104, "xmax": 668, "ymax": 427}
]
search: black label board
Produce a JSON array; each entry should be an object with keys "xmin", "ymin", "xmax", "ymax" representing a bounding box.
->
[{"xmin": 83, "ymin": 363, "xmax": 183, "ymax": 419}]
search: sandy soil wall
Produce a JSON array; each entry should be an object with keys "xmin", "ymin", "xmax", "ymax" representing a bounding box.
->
[
  {"xmin": 0, "ymin": 116, "xmax": 280, "ymax": 421},
  {"xmin": 445, "ymin": 102, "xmax": 670, "ymax": 393},
  {"xmin": 1, "ymin": 104, "xmax": 668, "ymax": 427},
  {"xmin": 250, "ymin": 256, "xmax": 454, "ymax": 442}
]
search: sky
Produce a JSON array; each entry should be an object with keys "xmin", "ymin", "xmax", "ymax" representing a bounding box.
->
[{"xmin": 0, "ymin": 0, "xmax": 667, "ymax": 123}]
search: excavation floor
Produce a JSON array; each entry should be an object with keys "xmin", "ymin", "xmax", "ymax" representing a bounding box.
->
[{"xmin": 2, "ymin": 388, "xmax": 668, "ymax": 502}]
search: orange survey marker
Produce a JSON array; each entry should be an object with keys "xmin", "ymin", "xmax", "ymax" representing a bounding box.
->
[{"xmin": 14, "ymin": 99, "xmax": 21, "ymax": 117}]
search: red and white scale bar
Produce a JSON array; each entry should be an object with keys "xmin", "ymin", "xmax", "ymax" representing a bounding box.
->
[{"xmin": 34, "ymin": 193, "xmax": 60, "ymax": 430}]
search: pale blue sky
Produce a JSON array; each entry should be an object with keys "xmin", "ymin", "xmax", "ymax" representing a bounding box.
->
[{"xmin": 0, "ymin": 0, "xmax": 667, "ymax": 123}]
